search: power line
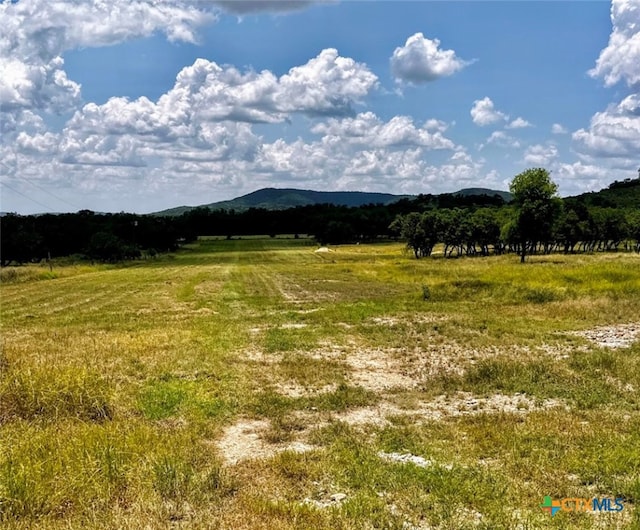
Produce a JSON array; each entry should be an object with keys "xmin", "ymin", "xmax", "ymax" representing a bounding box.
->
[
  {"xmin": 13, "ymin": 176, "xmax": 80, "ymax": 210},
  {"xmin": 0, "ymin": 180, "xmax": 56, "ymax": 213}
]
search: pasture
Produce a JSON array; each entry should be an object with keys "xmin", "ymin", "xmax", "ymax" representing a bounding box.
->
[{"xmin": 1, "ymin": 238, "xmax": 639, "ymax": 529}]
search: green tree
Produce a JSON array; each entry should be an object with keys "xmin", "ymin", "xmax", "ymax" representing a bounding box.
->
[
  {"xmin": 509, "ymin": 168, "xmax": 560, "ymax": 262},
  {"xmin": 471, "ymin": 208, "xmax": 501, "ymax": 255},
  {"xmin": 393, "ymin": 212, "xmax": 425, "ymax": 258}
]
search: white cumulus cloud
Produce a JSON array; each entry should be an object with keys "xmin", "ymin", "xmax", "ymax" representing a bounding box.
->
[
  {"xmin": 506, "ymin": 117, "xmax": 532, "ymax": 129},
  {"xmin": 523, "ymin": 144, "xmax": 558, "ymax": 166},
  {"xmin": 470, "ymin": 97, "xmax": 508, "ymax": 126},
  {"xmin": 311, "ymin": 112, "xmax": 455, "ymax": 150},
  {"xmin": 573, "ymin": 94, "xmax": 640, "ymax": 160},
  {"xmin": 0, "ymin": 55, "xmax": 81, "ymax": 114},
  {"xmin": 485, "ymin": 131, "xmax": 520, "ymax": 149},
  {"xmin": 65, "ymin": 49, "xmax": 378, "ymax": 140},
  {"xmin": 0, "ymin": 0, "xmax": 216, "ymax": 119},
  {"xmin": 390, "ymin": 33, "xmax": 471, "ymax": 84},
  {"xmin": 551, "ymin": 123, "xmax": 568, "ymax": 134},
  {"xmin": 589, "ymin": 0, "xmax": 640, "ymax": 87}
]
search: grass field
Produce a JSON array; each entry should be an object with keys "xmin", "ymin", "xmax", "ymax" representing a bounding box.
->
[{"xmin": 1, "ymin": 238, "xmax": 639, "ymax": 529}]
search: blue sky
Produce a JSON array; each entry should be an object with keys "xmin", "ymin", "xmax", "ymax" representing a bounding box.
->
[{"xmin": 1, "ymin": 0, "xmax": 639, "ymax": 214}]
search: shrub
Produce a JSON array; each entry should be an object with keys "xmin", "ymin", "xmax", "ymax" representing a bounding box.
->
[{"xmin": 422, "ymin": 284, "xmax": 431, "ymax": 300}]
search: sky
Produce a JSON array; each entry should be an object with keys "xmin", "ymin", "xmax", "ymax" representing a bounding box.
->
[{"xmin": 1, "ymin": 0, "xmax": 639, "ymax": 214}]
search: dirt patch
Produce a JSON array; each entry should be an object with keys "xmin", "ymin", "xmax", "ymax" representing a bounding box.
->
[
  {"xmin": 275, "ymin": 382, "xmax": 339, "ymax": 398},
  {"xmin": 605, "ymin": 375, "xmax": 636, "ymax": 393},
  {"xmin": 215, "ymin": 419, "xmax": 314, "ymax": 466},
  {"xmin": 214, "ymin": 392, "xmax": 565, "ymax": 465},
  {"xmin": 345, "ymin": 348, "xmax": 417, "ymax": 391},
  {"xmin": 292, "ymin": 308, "xmax": 322, "ymax": 314},
  {"xmin": 333, "ymin": 392, "xmax": 563, "ymax": 427},
  {"xmin": 302, "ymin": 492, "xmax": 348, "ymax": 509},
  {"xmin": 573, "ymin": 322, "xmax": 640, "ymax": 348},
  {"xmin": 241, "ymin": 348, "xmax": 279, "ymax": 363},
  {"xmin": 280, "ymin": 323, "xmax": 308, "ymax": 329},
  {"xmin": 377, "ymin": 451, "xmax": 449, "ymax": 469},
  {"xmin": 345, "ymin": 343, "xmax": 514, "ymax": 391},
  {"xmin": 302, "ymin": 343, "xmax": 507, "ymax": 392},
  {"xmin": 366, "ymin": 314, "xmax": 449, "ymax": 327}
]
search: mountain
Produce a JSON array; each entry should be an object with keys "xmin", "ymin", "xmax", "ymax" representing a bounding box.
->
[
  {"xmin": 153, "ymin": 187, "xmax": 513, "ymax": 216},
  {"xmin": 153, "ymin": 188, "xmax": 415, "ymax": 216},
  {"xmin": 454, "ymin": 188, "xmax": 513, "ymax": 202}
]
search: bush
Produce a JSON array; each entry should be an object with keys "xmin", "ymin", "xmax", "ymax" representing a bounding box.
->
[{"xmin": 422, "ymin": 284, "xmax": 431, "ymax": 300}]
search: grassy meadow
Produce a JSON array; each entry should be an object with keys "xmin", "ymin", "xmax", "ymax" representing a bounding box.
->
[{"xmin": 1, "ymin": 238, "xmax": 639, "ymax": 529}]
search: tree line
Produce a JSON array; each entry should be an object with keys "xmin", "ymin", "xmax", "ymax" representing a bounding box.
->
[
  {"xmin": 391, "ymin": 169, "xmax": 640, "ymax": 261},
  {"xmin": 0, "ymin": 192, "xmax": 507, "ymax": 266},
  {"xmin": 1, "ymin": 170, "xmax": 638, "ymax": 266},
  {"xmin": 0, "ymin": 211, "xmax": 181, "ymax": 266}
]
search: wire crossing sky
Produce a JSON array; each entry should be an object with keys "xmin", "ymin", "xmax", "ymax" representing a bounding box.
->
[{"xmin": 1, "ymin": 0, "xmax": 639, "ymax": 214}]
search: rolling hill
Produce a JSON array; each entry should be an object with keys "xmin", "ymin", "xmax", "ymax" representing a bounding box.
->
[{"xmin": 152, "ymin": 187, "xmax": 511, "ymax": 216}]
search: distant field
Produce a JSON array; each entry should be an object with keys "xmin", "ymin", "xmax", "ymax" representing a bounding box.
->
[{"xmin": 1, "ymin": 239, "xmax": 639, "ymax": 529}]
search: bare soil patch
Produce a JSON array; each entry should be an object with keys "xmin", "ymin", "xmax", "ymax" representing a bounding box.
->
[
  {"xmin": 274, "ymin": 382, "xmax": 339, "ymax": 398},
  {"xmin": 334, "ymin": 392, "xmax": 563, "ymax": 427},
  {"xmin": 215, "ymin": 419, "xmax": 315, "ymax": 466},
  {"xmin": 366, "ymin": 314, "xmax": 449, "ymax": 327},
  {"xmin": 573, "ymin": 322, "xmax": 640, "ymax": 348},
  {"xmin": 215, "ymin": 392, "xmax": 564, "ymax": 464}
]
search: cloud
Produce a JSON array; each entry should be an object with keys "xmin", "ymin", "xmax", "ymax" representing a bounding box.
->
[
  {"xmin": 573, "ymin": 1, "xmax": 639, "ymax": 183},
  {"xmin": 0, "ymin": 55, "xmax": 81, "ymax": 114},
  {"xmin": 256, "ymin": 112, "xmax": 459, "ymax": 184},
  {"xmin": 555, "ymin": 161, "xmax": 611, "ymax": 180},
  {"xmin": 573, "ymin": 94, "xmax": 640, "ymax": 160},
  {"xmin": 254, "ymin": 125, "xmax": 473, "ymax": 194},
  {"xmin": 390, "ymin": 32, "xmax": 471, "ymax": 83},
  {"xmin": 551, "ymin": 123, "xmax": 568, "ymax": 134},
  {"xmin": 523, "ymin": 144, "xmax": 558, "ymax": 166},
  {"xmin": 213, "ymin": 1, "xmax": 320, "ymax": 14},
  {"xmin": 547, "ymin": 161, "xmax": 616, "ymax": 196},
  {"xmin": 506, "ymin": 117, "xmax": 532, "ymax": 129},
  {"xmin": 310, "ymin": 112, "xmax": 455, "ymax": 150},
  {"xmin": 0, "ymin": 0, "xmax": 216, "ymax": 120},
  {"xmin": 58, "ymin": 133, "xmax": 147, "ymax": 167},
  {"xmin": 470, "ymin": 97, "xmax": 508, "ymax": 126},
  {"xmin": 1, "ymin": 0, "xmax": 214, "ymax": 57},
  {"xmin": 16, "ymin": 131, "xmax": 60, "ymax": 155},
  {"xmin": 485, "ymin": 131, "xmax": 520, "ymax": 149},
  {"xmin": 589, "ymin": 0, "xmax": 640, "ymax": 87},
  {"xmin": 64, "ymin": 50, "xmax": 377, "ymax": 140},
  {"xmin": 177, "ymin": 49, "xmax": 376, "ymax": 121},
  {"xmin": 277, "ymin": 49, "xmax": 378, "ymax": 115}
]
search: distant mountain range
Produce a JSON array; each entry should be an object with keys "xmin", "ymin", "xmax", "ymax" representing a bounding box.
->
[
  {"xmin": 152, "ymin": 187, "xmax": 512, "ymax": 216},
  {"xmin": 453, "ymin": 188, "xmax": 513, "ymax": 202}
]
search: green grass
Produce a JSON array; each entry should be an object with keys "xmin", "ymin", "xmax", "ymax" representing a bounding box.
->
[{"xmin": 1, "ymin": 239, "xmax": 639, "ymax": 529}]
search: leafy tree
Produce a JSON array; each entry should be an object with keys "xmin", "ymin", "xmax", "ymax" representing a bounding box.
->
[
  {"xmin": 393, "ymin": 212, "xmax": 425, "ymax": 258},
  {"xmin": 85, "ymin": 231, "xmax": 139, "ymax": 262},
  {"xmin": 440, "ymin": 209, "xmax": 471, "ymax": 257},
  {"xmin": 627, "ymin": 210, "xmax": 640, "ymax": 252},
  {"xmin": 509, "ymin": 168, "xmax": 560, "ymax": 262},
  {"xmin": 554, "ymin": 209, "xmax": 583, "ymax": 253},
  {"xmin": 471, "ymin": 208, "xmax": 501, "ymax": 255}
]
